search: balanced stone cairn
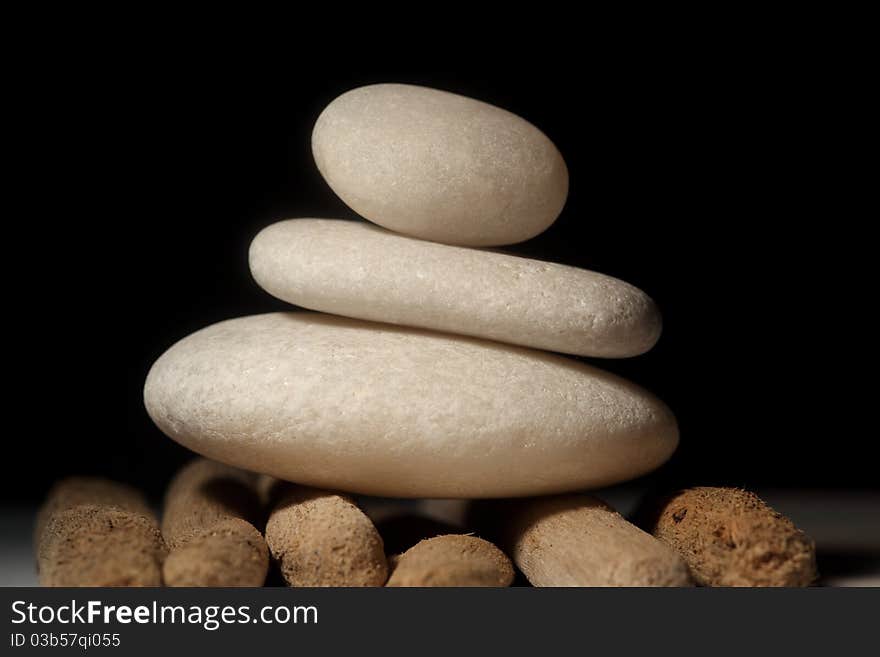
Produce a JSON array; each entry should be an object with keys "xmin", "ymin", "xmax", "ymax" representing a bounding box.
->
[
  {"xmin": 146, "ymin": 84, "xmax": 678, "ymax": 499},
  {"xmin": 37, "ymin": 84, "xmax": 817, "ymax": 587}
]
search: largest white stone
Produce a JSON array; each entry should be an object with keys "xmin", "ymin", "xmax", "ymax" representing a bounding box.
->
[{"xmin": 144, "ymin": 313, "xmax": 678, "ymax": 498}]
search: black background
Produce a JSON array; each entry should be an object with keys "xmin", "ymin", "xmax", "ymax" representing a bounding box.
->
[{"xmin": 7, "ymin": 46, "xmax": 866, "ymax": 504}]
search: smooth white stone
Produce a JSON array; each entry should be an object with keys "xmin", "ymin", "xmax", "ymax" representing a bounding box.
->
[
  {"xmin": 249, "ymin": 219, "xmax": 662, "ymax": 358},
  {"xmin": 312, "ymin": 84, "xmax": 568, "ymax": 246},
  {"xmin": 144, "ymin": 313, "xmax": 678, "ymax": 498}
]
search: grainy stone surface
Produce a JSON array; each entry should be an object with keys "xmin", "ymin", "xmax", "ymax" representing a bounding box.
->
[
  {"xmin": 386, "ymin": 535, "xmax": 514, "ymax": 587},
  {"xmin": 144, "ymin": 312, "xmax": 679, "ymax": 498},
  {"xmin": 250, "ymin": 219, "xmax": 661, "ymax": 357},
  {"xmin": 642, "ymin": 487, "xmax": 818, "ymax": 586},
  {"xmin": 477, "ymin": 494, "xmax": 693, "ymax": 587},
  {"xmin": 312, "ymin": 84, "xmax": 568, "ymax": 246}
]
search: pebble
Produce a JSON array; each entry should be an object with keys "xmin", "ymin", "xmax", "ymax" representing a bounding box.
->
[
  {"xmin": 144, "ymin": 312, "xmax": 678, "ymax": 498},
  {"xmin": 312, "ymin": 84, "xmax": 568, "ymax": 246},
  {"xmin": 250, "ymin": 219, "xmax": 661, "ymax": 357}
]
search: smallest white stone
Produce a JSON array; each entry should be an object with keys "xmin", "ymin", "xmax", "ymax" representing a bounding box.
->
[{"xmin": 312, "ymin": 83, "xmax": 568, "ymax": 246}]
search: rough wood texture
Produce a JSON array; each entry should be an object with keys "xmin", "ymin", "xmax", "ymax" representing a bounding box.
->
[
  {"xmin": 162, "ymin": 458, "xmax": 268, "ymax": 587},
  {"xmin": 386, "ymin": 535, "xmax": 514, "ymax": 587},
  {"xmin": 36, "ymin": 477, "xmax": 166, "ymax": 587},
  {"xmin": 163, "ymin": 518, "xmax": 268, "ymax": 587},
  {"xmin": 265, "ymin": 485, "xmax": 387, "ymax": 587},
  {"xmin": 642, "ymin": 487, "xmax": 817, "ymax": 586},
  {"xmin": 477, "ymin": 494, "xmax": 692, "ymax": 587}
]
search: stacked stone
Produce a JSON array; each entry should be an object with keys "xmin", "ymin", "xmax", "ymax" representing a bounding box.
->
[
  {"xmin": 32, "ymin": 86, "xmax": 817, "ymax": 588},
  {"xmin": 140, "ymin": 84, "xmax": 756, "ymax": 587},
  {"xmin": 144, "ymin": 84, "xmax": 678, "ymax": 501}
]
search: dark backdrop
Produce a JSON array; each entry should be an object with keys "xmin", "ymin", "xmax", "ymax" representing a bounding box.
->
[{"xmin": 8, "ymin": 53, "xmax": 863, "ymax": 504}]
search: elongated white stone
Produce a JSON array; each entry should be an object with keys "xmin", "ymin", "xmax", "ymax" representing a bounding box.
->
[
  {"xmin": 312, "ymin": 84, "xmax": 568, "ymax": 246},
  {"xmin": 144, "ymin": 313, "xmax": 678, "ymax": 498},
  {"xmin": 250, "ymin": 219, "xmax": 661, "ymax": 358}
]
